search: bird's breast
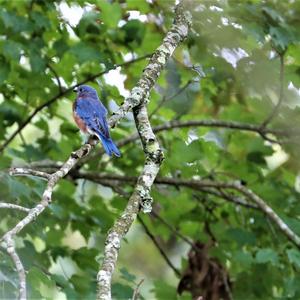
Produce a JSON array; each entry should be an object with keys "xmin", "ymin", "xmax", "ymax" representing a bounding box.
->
[{"xmin": 73, "ymin": 110, "xmax": 88, "ymax": 133}]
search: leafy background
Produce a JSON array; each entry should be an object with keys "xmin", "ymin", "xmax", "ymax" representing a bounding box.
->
[{"xmin": 1, "ymin": 0, "xmax": 300, "ymax": 299}]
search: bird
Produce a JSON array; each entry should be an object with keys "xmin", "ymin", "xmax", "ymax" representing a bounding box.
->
[{"xmin": 73, "ymin": 85, "xmax": 121, "ymax": 157}]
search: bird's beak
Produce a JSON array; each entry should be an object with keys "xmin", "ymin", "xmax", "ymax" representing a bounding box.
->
[{"xmin": 73, "ymin": 87, "xmax": 78, "ymax": 93}]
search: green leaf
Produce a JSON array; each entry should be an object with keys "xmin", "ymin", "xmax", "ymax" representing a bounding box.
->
[
  {"xmin": 152, "ymin": 280, "xmax": 177, "ymax": 299},
  {"xmin": 287, "ymin": 248, "xmax": 300, "ymax": 268},
  {"xmin": 234, "ymin": 250, "xmax": 254, "ymax": 268},
  {"xmin": 0, "ymin": 58, "xmax": 10, "ymax": 84},
  {"xmin": 225, "ymin": 228, "xmax": 256, "ymax": 246},
  {"xmin": 27, "ymin": 267, "xmax": 56, "ymax": 299},
  {"xmin": 119, "ymin": 267, "xmax": 136, "ymax": 283},
  {"xmin": 70, "ymin": 43, "xmax": 104, "ymax": 63},
  {"xmin": 30, "ymin": 51, "xmax": 46, "ymax": 73},
  {"xmin": 99, "ymin": 2, "xmax": 122, "ymax": 28},
  {"xmin": 111, "ymin": 282, "xmax": 133, "ymax": 299},
  {"xmin": 255, "ymin": 248, "xmax": 279, "ymax": 265},
  {"xmin": 3, "ymin": 40, "xmax": 22, "ymax": 60},
  {"xmin": 121, "ymin": 20, "xmax": 146, "ymax": 45},
  {"xmin": 7, "ymin": 177, "xmax": 31, "ymax": 199},
  {"xmin": 269, "ymin": 26, "xmax": 293, "ymax": 53}
]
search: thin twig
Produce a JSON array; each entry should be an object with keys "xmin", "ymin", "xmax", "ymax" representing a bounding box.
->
[
  {"xmin": 149, "ymin": 79, "xmax": 197, "ymax": 118},
  {"xmin": 138, "ymin": 216, "xmax": 181, "ymax": 277},
  {"xmin": 46, "ymin": 62, "xmax": 63, "ymax": 93},
  {"xmin": 0, "ymin": 203, "xmax": 30, "ymax": 212},
  {"xmin": 151, "ymin": 211, "xmax": 195, "ymax": 247},
  {"xmin": 132, "ymin": 278, "xmax": 145, "ymax": 300},
  {"xmin": 9, "ymin": 167, "xmax": 51, "ymax": 180},
  {"xmin": 203, "ymin": 187, "xmax": 258, "ymax": 209}
]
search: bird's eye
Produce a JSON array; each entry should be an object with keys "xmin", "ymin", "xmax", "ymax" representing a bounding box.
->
[{"xmin": 79, "ymin": 88, "xmax": 83, "ymax": 92}]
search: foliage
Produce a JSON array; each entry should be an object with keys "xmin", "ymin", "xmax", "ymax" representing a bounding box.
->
[{"xmin": 1, "ymin": 0, "xmax": 300, "ymax": 299}]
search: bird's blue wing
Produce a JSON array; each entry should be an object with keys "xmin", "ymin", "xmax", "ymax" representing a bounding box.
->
[{"xmin": 75, "ymin": 97, "xmax": 110, "ymax": 139}]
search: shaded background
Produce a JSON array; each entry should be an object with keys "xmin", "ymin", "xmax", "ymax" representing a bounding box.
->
[{"xmin": 1, "ymin": 0, "xmax": 300, "ymax": 299}]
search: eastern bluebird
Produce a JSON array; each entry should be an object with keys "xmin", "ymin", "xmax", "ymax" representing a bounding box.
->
[{"xmin": 73, "ymin": 85, "xmax": 121, "ymax": 157}]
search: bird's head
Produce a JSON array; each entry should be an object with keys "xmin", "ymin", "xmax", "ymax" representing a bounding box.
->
[{"xmin": 74, "ymin": 85, "xmax": 98, "ymax": 98}]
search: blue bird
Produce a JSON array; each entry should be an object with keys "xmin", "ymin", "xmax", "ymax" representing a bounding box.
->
[{"xmin": 73, "ymin": 85, "xmax": 120, "ymax": 157}]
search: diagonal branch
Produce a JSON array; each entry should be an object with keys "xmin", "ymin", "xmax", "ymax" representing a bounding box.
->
[
  {"xmin": 0, "ymin": 203, "xmax": 30, "ymax": 213},
  {"xmin": 1, "ymin": 143, "xmax": 94, "ymax": 300},
  {"xmin": 96, "ymin": 105, "xmax": 165, "ymax": 299},
  {"xmin": 4, "ymin": 237, "xmax": 26, "ymax": 300},
  {"xmin": 46, "ymin": 62, "xmax": 63, "ymax": 94},
  {"xmin": 96, "ymin": 3, "xmax": 191, "ymax": 299},
  {"xmin": 138, "ymin": 215, "xmax": 181, "ymax": 277},
  {"xmin": 9, "ymin": 167, "xmax": 51, "ymax": 180}
]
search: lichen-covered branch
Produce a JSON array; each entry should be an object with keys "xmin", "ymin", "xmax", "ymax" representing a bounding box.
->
[
  {"xmin": 4, "ymin": 236, "xmax": 26, "ymax": 300},
  {"xmin": 108, "ymin": 2, "xmax": 191, "ymax": 129},
  {"xmin": 1, "ymin": 144, "xmax": 93, "ymax": 300},
  {"xmin": 97, "ymin": 2, "xmax": 191, "ymax": 299},
  {"xmin": 0, "ymin": 203, "xmax": 30, "ymax": 212},
  {"xmin": 9, "ymin": 167, "xmax": 51, "ymax": 180},
  {"xmin": 96, "ymin": 104, "xmax": 165, "ymax": 299}
]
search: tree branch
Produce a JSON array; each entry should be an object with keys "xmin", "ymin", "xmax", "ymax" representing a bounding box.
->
[
  {"xmin": 1, "ymin": 143, "xmax": 94, "ymax": 300},
  {"xmin": 193, "ymin": 187, "xmax": 258, "ymax": 209},
  {"xmin": 107, "ymin": 4, "xmax": 191, "ymax": 130},
  {"xmin": 138, "ymin": 215, "xmax": 181, "ymax": 277},
  {"xmin": 68, "ymin": 171, "xmax": 255, "ymax": 208},
  {"xmin": 96, "ymin": 3, "xmax": 191, "ymax": 298},
  {"xmin": 151, "ymin": 119, "xmax": 286, "ymax": 138},
  {"xmin": 3, "ymin": 236, "xmax": 26, "ymax": 300},
  {"xmin": 9, "ymin": 167, "xmax": 51, "ymax": 180},
  {"xmin": 23, "ymin": 116, "xmax": 297, "ymax": 172},
  {"xmin": 46, "ymin": 62, "xmax": 63, "ymax": 94},
  {"xmin": 0, "ymin": 203, "xmax": 30, "ymax": 213},
  {"xmin": 132, "ymin": 278, "xmax": 145, "ymax": 300}
]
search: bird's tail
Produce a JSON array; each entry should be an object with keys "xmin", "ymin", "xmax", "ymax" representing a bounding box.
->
[{"xmin": 99, "ymin": 135, "xmax": 121, "ymax": 157}]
